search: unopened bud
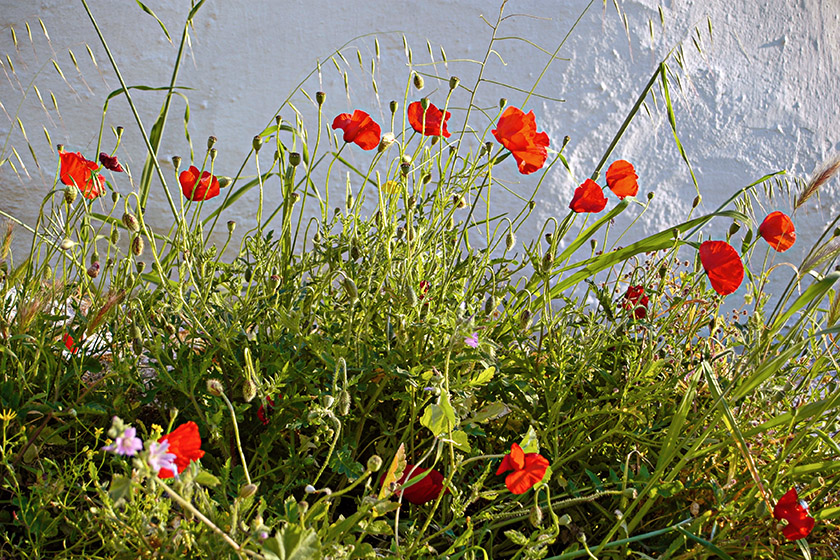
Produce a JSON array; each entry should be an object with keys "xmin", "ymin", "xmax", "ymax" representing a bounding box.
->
[
  {"xmin": 304, "ymin": 484, "xmax": 316, "ymax": 494},
  {"xmin": 367, "ymin": 455, "xmax": 383, "ymax": 472},
  {"xmin": 289, "ymin": 152, "xmax": 301, "ymax": 167},
  {"xmin": 110, "ymin": 228, "xmax": 120, "ymax": 245},
  {"xmin": 217, "ymin": 176, "xmax": 232, "ymax": 189},
  {"xmin": 227, "ymin": 220, "xmax": 236, "ymax": 234},
  {"xmin": 239, "ymin": 483, "xmax": 258, "ymax": 499},
  {"xmin": 268, "ymin": 274, "xmax": 280, "ymax": 292},
  {"xmin": 336, "ymin": 390, "xmax": 351, "ymax": 416},
  {"xmin": 405, "ymin": 284, "xmax": 418, "ymax": 307},
  {"xmin": 131, "ymin": 235, "xmax": 144, "ymax": 256},
  {"xmin": 529, "ymin": 200, "xmax": 536, "ymax": 210},
  {"xmin": 413, "ymin": 73, "xmax": 424, "ymax": 90},
  {"xmin": 63, "ymin": 185, "xmax": 77, "ymax": 204},
  {"xmin": 207, "ymin": 378, "xmax": 224, "ymax": 397},
  {"xmin": 136, "ymin": 261, "xmax": 145, "ymax": 273},
  {"xmin": 60, "ymin": 238, "xmax": 75, "ymax": 251},
  {"xmin": 316, "ymin": 91, "xmax": 326, "ymax": 106},
  {"xmin": 692, "ymin": 195, "xmax": 701, "ymax": 208},
  {"xmin": 400, "ymin": 163, "xmax": 410, "ymax": 176},
  {"xmin": 484, "ymin": 296, "xmax": 496, "ymax": 315},
  {"xmin": 378, "ymin": 132, "xmax": 395, "ymax": 153},
  {"xmin": 111, "ymin": 191, "xmax": 120, "ymax": 203},
  {"xmin": 172, "ymin": 155, "xmax": 182, "ymax": 171},
  {"xmin": 519, "ymin": 309, "xmax": 532, "ymax": 331},
  {"xmin": 207, "ymin": 135, "xmax": 217, "ymax": 150},
  {"xmin": 291, "ymin": 192, "xmax": 300, "ymax": 204},
  {"xmin": 499, "ymin": 98, "xmax": 507, "ymax": 109},
  {"xmin": 321, "ymin": 394, "xmax": 335, "ymax": 408},
  {"xmin": 647, "ymin": 191, "xmax": 654, "ymax": 201},
  {"xmin": 449, "ymin": 76, "xmax": 460, "ymax": 90},
  {"xmin": 389, "ymin": 100, "xmax": 398, "ymax": 114},
  {"xmin": 542, "ymin": 251, "xmax": 553, "ymax": 272},
  {"xmin": 242, "ymin": 378, "xmax": 257, "ymax": 402},
  {"xmin": 341, "ymin": 276, "xmax": 358, "ymax": 302},
  {"xmin": 209, "ymin": 147, "xmax": 218, "ymax": 162},
  {"xmin": 86, "ymin": 261, "xmax": 100, "ymax": 279},
  {"xmin": 122, "ymin": 212, "xmax": 140, "ymax": 233},
  {"xmin": 420, "ymin": 97, "xmax": 430, "ymax": 111},
  {"xmin": 529, "ymin": 505, "xmax": 543, "ymax": 527},
  {"xmin": 505, "ymin": 229, "xmax": 516, "ymax": 252},
  {"xmin": 346, "ymin": 193, "xmax": 354, "ymax": 211},
  {"xmin": 729, "ymin": 222, "xmax": 740, "ymax": 236}
]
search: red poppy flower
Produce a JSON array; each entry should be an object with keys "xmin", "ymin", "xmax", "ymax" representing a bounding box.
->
[
  {"xmin": 331, "ymin": 110, "xmax": 381, "ymax": 150},
  {"xmin": 99, "ymin": 152, "xmax": 124, "ymax": 172},
  {"xmin": 492, "ymin": 106, "xmax": 550, "ymax": 175},
  {"xmin": 257, "ymin": 396, "xmax": 275, "ymax": 426},
  {"xmin": 699, "ymin": 240, "xmax": 744, "ymax": 296},
  {"xmin": 759, "ymin": 211, "xmax": 796, "ymax": 252},
  {"xmin": 63, "ymin": 333, "xmax": 79, "ymax": 355},
  {"xmin": 569, "ymin": 179, "xmax": 608, "ymax": 213},
  {"xmin": 59, "ymin": 150, "xmax": 105, "ymax": 199},
  {"xmin": 773, "ymin": 488, "xmax": 815, "ymax": 541},
  {"xmin": 605, "ymin": 160, "xmax": 638, "ymax": 199},
  {"xmin": 179, "ymin": 166, "xmax": 221, "ymax": 201},
  {"xmin": 380, "ymin": 464, "xmax": 446, "ymax": 505},
  {"xmin": 157, "ymin": 421, "xmax": 205, "ymax": 479},
  {"xmin": 496, "ymin": 442, "xmax": 549, "ymax": 495},
  {"xmin": 407, "ymin": 100, "xmax": 451, "ymax": 138},
  {"xmin": 623, "ymin": 285, "xmax": 649, "ymax": 319},
  {"xmin": 419, "ymin": 281, "xmax": 430, "ymax": 300}
]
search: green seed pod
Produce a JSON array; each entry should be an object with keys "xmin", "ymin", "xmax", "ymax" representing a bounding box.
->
[
  {"xmin": 449, "ymin": 76, "xmax": 460, "ymax": 90},
  {"xmin": 389, "ymin": 100, "xmax": 398, "ymax": 114},
  {"xmin": 227, "ymin": 220, "xmax": 236, "ymax": 234},
  {"xmin": 420, "ymin": 97, "xmax": 430, "ymax": 111},
  {"xmin": 252, "ymin": 135, "xmax": 263, "ymax": 153},
  {"xmin": 316, "ymin": 91, "xmax": 326, "ymax": 106},
  {"xmin": 499, "ymin": 98, "xmax": 507, "ymax": 109},
  {"xmin": 217, "ymin": 176, "xmax": 232, "ymax": 189},
  {"xmin": 172, "ymin": 155, "xmax": 182, "ymax": 172},
  {"xmin": 413, "ymin": 72, "xmax": 424, "ymax": 90},
  {"xmin": 207, "ymin": 135, "xmax": 217, "ymax": 150},
  {"xmin": 63, "ymin": 185, "xmax": 77, "ymax": 204},
  {"xmin": 289, "ymin": 152, "xmax": 301, "ymax": 167},
  {"xmin": 647, "ymin": 191, "xmax": 654, "ymax": 201},
  {"xmin": 131, "ymin": 235, "xmax": 144, "ymax": 256}
]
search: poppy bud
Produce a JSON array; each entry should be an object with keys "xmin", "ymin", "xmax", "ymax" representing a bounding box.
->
[
  {"xmin": 275, "ymin": 115, "xmax": 283, "ymax": 127},
  {"xmin": 44, "ymin": 265, "xmax": 53, "ymax": 280},
  {"xmin": 110, "ymin": 228, "xmax": 120, "ymax": 245},
  {"xmin": 346, "ymin": 193, "xmax": 354, "ymax": 211},
  {"xmin": 658, "ymin": 265, "xmax": 667, "ymax": 278},
  {"xmin": 484, "ymin": 296, "xmax": 496, "ymax": 315},
  {"xmin": 378, "ymin": 132, "xmax": 395, "ymax": 153},
  {"xmin": 520, "ymin": 308, "xmax": 532, "ymax": 330},
  {"xmin": 389, "ymin": 100, "xmax": 398, "ymax": 114},
  {"xmin": 485, "ymin": 141, "xmax": 493, "ymax": 157},
  {"xmin": 400, "ymin": 163, "xmax": 410, "ymax": 176},
  {"xmin": 834, "ymin": 227, "xmax": 840, "ymax": 238},
  {"xmin": 172, "ymin": 155, "xmax": 181, "ymax": 172},
  {"xmin": 529, "ymin": 505, "xmax": 543, "ymax": 527},
  {"xmin": 164, "ymin": 323, "xmax": 176, "ymax": 336},
  {"xmin": 449, "ymin": 76, "xmax": 460, "ymax": 90},
  {"xmin": 405, "ymin": 284, "xmax": 418, "ymax": 307},
  {"xmin": 316, "ymin": 91, "xmax": 326, "ymax": 106},
  {"xmin": 420, "ymin": 97, "xmax": 430, "ymax": 111},
  {"xmin": 291, "ymin": 192, "xmax": 300, "ymax": 204},
  {"xmin": 268, "ymin": 274, "xmax": 280, "ymax": 293},
  {"xmin": 367, "ymin": 455, "xmax": 383, "ymax": 472},
  {"xmin": 209, "ymin": 148, "xmax": 218, "ymax": 162},
  {"xmin": 336, "ymin": 389, "xmax": 351, "ymax": 416},
  {"xmin": 304, "ymin": 484, "xmax": 317, "ymax": 494},
  {"xmin": 63, "ymin": 185, "xmax": 77, "ymax": 204},
  {"xmin": 505, "ymin": 229, "xmax": 516, "ymax": 252},
  {"xmin": 321, "ymin": 394, "xmax": 335, "ymax": 408},
  {"xmin": 239, "ymin": 483, "xmax": 258, "ymax": 499},
  {"xmin": 542, "ymin": 251, "xmax": 553, "ymax": 272},
  {"xmin": 115, "ymin": 126, "xmax": 124, "ymax": 140},
  {"xmin": 216, "ymin": 176, "xmax": 232, "ymax": 189},
  {"xmin": 289, "ymin": 152, "xmax": 301, "ymax": 167},
  {"xmin": 207, "ymin": 378, "xmax": 224, "ymax": 396},
  {"xmin": 422, "ymin": 172, "xmax": 432, "ymax": 185},
  {"xmin": 562, "ymin": 135, "xmax": 571, "ymax": 149},
  {"xmin": 242, "ymin": 378, "xmax": 257, "ymax": 402},
  {"xmin": 408, "ymin": 195, "xmax": 417, "ymax": 210},
  {"xmin": 499, "ymin": 98, "xmax": 507, "ymax": 109},
  {"xmin": 136, "ymin": 261, "xmax": 145, "ymax": 273},
  {"xmin": 647, "ymin": 191, "xmax": 654, "ymax": 201},
  {"xmin": 132, "ymin": 337, "xmax": 143, "ymax": 355},
  {"xmin": 122, "ymin": 212, "xmax": 140, "ymax": 233},
  {"xmin": 447, "ymin": 216, "xmax": 455, "ymax": 229},
  {"xmin": 251, "ymin": 135, "xmax": 263, "ymax": 153},
  {"xmin": 692, "ymin": 195, "xmax": 701, "ymax": 208},
  {"xmin": 87, "ymin": 261, "xmax": 100, "ymax": 279},
  {"xmin": 350, "ymin": 244, "xmax": 360, "ymax": 261},
  {"xmin": 545, "ymin": 232, "xmax": 553, "ymax": 244},
  {"xmin": 729, "ymin": 222, "xmax": 740, "ymax": 236},
  {"xmin": 529, "ymin": 200, "xmax": 536, "ymax": 210},
  {"xmin": 742, "ymin": 229, "xmax": 753, "ymax": 246},
  {"xmin": 112, "ymin": 192, "xmax": 120, "ymax": 203},
  {"xmin": 413, "ymin": 73, "xmax": 424, "ymax": 90},
  {"xmin": 60, "ymin": 238, "xmax": 75, "ymax": 251},
  {"xmin": 207, "ymin": 135, "xmax": 217, "ymax": 150},
  {"xmin": 341, "ymin": 276, "xmax": 358, "ymax": 302},
  {"xmin": 131, "ymin": 235, "xmax": 144, "ymax": 256}
]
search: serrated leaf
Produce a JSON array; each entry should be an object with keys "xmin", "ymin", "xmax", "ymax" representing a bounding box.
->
[
  {"xmin": 108, "ymin": 474, "xmax": 132, "ymax": 502},
  {"xmin": 262, "ymin": 525, "xmax": 321, "ymax": 560},
  {"xmin": 378, "ymin": 443, "xmax": 406, "ymax": 500},
  {"xmin": 469, "ymin": 401, "xmax": 510, "ymax": 424},
  {"xmin": 504, "ymin": 529, "xmax": 529, "ymax": 545},
  {"xmin": 470, "ymin": 366, "xmax": 495, "ymax": 386}
]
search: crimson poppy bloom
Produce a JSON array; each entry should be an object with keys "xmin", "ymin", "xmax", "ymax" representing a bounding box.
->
[
  {"xmin": 569, "ymin": 179, "xmax": 608, "ymax": 213},
  {"xmin": 99, "ymin": 152, "xmax": 124, "ymax": 172},
  {"xmin": 157, "ymin": 421, "xmax": 205, "ymax": 478},
  {"xmin": 407, "ymin": 100, "xmax": 451, "ymax": 138},
  {"xmin": 492, "ymin": 106, "xmax": 550, "ymax": 175},
  {"xmin": 380, "ymin": 464, "xmax": 446, "ymax": 505},
  {"xmin": 623, "ymin": 285, "xmax": 649, "ymax": 319},
  {"xmin": 699, "ymin": 240, "xmax": 744, "ymax": 296},
  {"xmin": 59, "ymin": 150, "xmax": 105, "ymax": 199},
  {"xmin": 63, "ymin": 333, "xmax": 79, "ymax": 355},
  {"xmin": 179, "ymin": 166, "xmax": 221, "ymax": 201},
  {"xmin": 496, "ymin": 442, "xmax": 549, "ymax": 495},
  {"xmin": 759, "ymin": 211, "xmax": 796, "ymax": 252},
  {"xmin": 605, "ymin": 160, "xmax": 638, "ymax": 199},
  {"xmin": 257, "ymin": 396, "xmax": 275, "ymax": 426},
  {"xmin": 331, "ymin": 110, "xmax": 381, "ymax": 150},
  {"xmin": 773, "ymin": 488, "xmax": 815, "ymax": 541}
]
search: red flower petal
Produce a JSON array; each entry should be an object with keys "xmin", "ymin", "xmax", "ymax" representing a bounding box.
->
[
  {"xmin": 380, "ymin": 464, "xmax": 446, "ymax": 505},
  {"xmin": 407, "ymin": 101, "xmax": 451, "ymax": 138},
  {"xmin": 99, "ymin": 152, "xmax": 124, "ymax": 172},
  {"xmin": 491, "ymin": 106, "xmax": 550, "ymax": 175},
  {"xmin": 569, "ymin": 179, "xmax": 608, "ymax": 213},
  {"xmin": 497, "ymin": 443, "xmax": 549, "ymax": 494},
  {"xmin": 63, "ymin": 333, "xmax": 79, "ymax": 354},
  {"xmin": 759, "ymin": 211, "xmax": 796, "ymax": 252},
  {"xmin": 59, "ymin": 150, "xmax": 105, "ymax": 199},
  {"xmin": 623, "ymin": 285, "xmax": 649, "ymax": 319},
  {"xmin": 605, "ymin": 160, "xmax": 639, "ymax": 199},
  {"xmin": 157, "ymin": 421, "xmax": 205, "ymax": 479},
  {"xmin": 179, "ymin": 166, "xmax": 221, "ymax": 201},
  {"xmin": 699, "ymin": 240, "xmax": 744, "ymax": 296},
  {"xmin": 331, "ymin": 109, "xmax": 381, "ymax": 150},
  {"xmin": 773, "ymin": 488, "xmax": 815, "ymax": 541}
]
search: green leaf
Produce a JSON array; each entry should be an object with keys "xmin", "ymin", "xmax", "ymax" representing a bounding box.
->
[
  {"xmin": 378, "ymin": 443, "xmax": 406, "ymax": 500},
  {"xmin": 470, "ymin": 366, "xmax": 496, "ymax": 386},
  {"xmin": 420, "ymin": 390, "xmax": 458, "ymax": 436},
  {"xmin": 469, "ymin": 401, "xmax": 510, "ymax": 424},
  {"xmin": 519, "ymin": 426, "xmax": 540, "ymax": 454},
  {"xmin": 135, "ymin": 1, "xmax": 171, "ymax": 42},
  {"xmin": 262, "ymin": 525, "xmax": 321, "ymax": 560},
  {"xmin": 193, "ymin": 470, "xmax": 220, "ymax": 487},
  {"xmin": 446, "ymin": 430, "xmax": 471, "ymax": 453},
  {"xmin": 108, "ymin": 474, "xmax": 132, "ymax": 502}
]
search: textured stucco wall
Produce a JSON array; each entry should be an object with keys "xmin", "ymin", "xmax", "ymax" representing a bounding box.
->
[{"xmin": 2, "ymin": 1, "xmax": 839, "ymax": 300}]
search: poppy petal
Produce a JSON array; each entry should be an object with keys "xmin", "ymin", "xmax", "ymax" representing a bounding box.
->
[
  {"xmin": 605, "ymin": 160, "xmax": 639, "ymax": 199},
  {"xmin": 569, "ymin": 179, "xmax": 608, "ymax": 213},
  {"xmin": 699, "ymin": 240, "xmax": 744, "ymax": 296},
  {"xmin": 491, "ymin": 107, "xmax": 550, "ymax": 175},
  {"xmin": 331, "ymin": 110, "xmax": 381, "ymax": 150},
  {"xmin": 407, "ymin": 101, "xmax": 451, "ymax": 138},
  {"xmin": 157, "ymin": 421, "xmax": 205, "ymax": 478},
  {"xmin": 759, "ymin": 211, "xmax": 796, "ymax": 252}
]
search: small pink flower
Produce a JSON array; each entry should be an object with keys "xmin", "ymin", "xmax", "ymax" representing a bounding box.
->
[{"xmin": 465, "ymin": 333, "xmax": 479, "ymax": 348}]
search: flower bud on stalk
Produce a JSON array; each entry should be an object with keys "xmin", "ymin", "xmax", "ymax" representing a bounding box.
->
[
  {"xmin": 110, "ymin": 228, "xmax": 121, "ymax": 245},
  {"xmin": 131, "ymin": 235, "xmax": 144, "ymax": 256},
  {"xmin": 242, "ymin": 378, "xmax": 257, "ymax": 402},
  {"xmin": 389, "ymin": 100, "xmax": 398, "ymax": 114},
  {"xmin": 207, "ymin": 135, "xmax": 217, "ymax": 150},
  {"xmin": 63, "ymin": 185, "xmax": 77, "ymax": 204},
  {"xmin": 207, "ymin": 379, "xmax": 224, "ymax": 397},
  {"xmin": 413, "ymin": 72, "xmax": 424, "ymax": 90},
  {"xmin": 499, "ymin": 98, "xmax": 507, "ymax": 109},
  {"xmin": 227, "ymin": 220, "xmax": 236, "ymax": 234},
  {"xmin": 316, "ymin": 91, "xmax": 326, "ymax": 106},
  {"xmin": 122, "ymin": 212, "xmax": 140, "ymax": 233},
  {"xmin": 449, "ymin": 76, "xmax": 460, "ymax": 90},
  {"xmin": 239, "ymin": 484, "xmax": 258, "ymax": 499},
  {"xmin": 336, "ymin": 389, "xmax": 351, "ymax": 416},
  {"xmin": 217, "ymin": 176, "xmax": 232, "ymax": 189},
  {"xmin": 367, "ymin": 455, "xmax": 383, "ymax": 472},
  {"xmin": 341, "ymin": 276, "xmax": 358, "ymax": 302},
  {"xmin": 505, "ymin": 229, "xmax": 516, "ymax": 252},
  {"xmin": 692, "ymin": 195, "xmax": 702, "ymax": 208},
  {"xmin": 378, "ymin": 132, "xmax": 395, "ymax": 153},
  {"xmin": 289, "ymin": 152, "xmax": 301, "ymax": 167},
  {"xmin": 172, "ymin": 155, "xmax": 182, "ymax": 172},
  {"xmin": 728, "ymin": 222, "xmax": 740, "ymax": 236},
  {"xmin": 420, "ymin": 97, "xmax": 430, "ymax": 111},
  {"xmin": 87, "ymin": 261, "xmax": 100, "ymax": 279},
  {"xmin": 60, "ymin": 238, "xmax": 75, "ymax": 251},
  {"xmin": 529, "ymin": 505, "xmax": 543, "ymax": 527},
  {"xmin": 135, "ymin": 261, "xmax": 145, "ymax": 273},
  {"xmin": 209, "ymin": 148, "xmax": 218, "ymax": 163}
]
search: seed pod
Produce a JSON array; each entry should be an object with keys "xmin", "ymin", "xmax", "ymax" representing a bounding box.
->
[
  {"xmin": 227, "ymin": 220, "xmax": 236, "ymax": 234},
  {"xmin": 420, "ymin": 97, "xmax": 429, "ymax": 111},
  {"xmin": 207, "ymin": 135, "xmax": 217, "ymax": 150},
  {"xmin": 499, "ymin": 98, "xmax": 507, "ymax": 109},
  {"xmin": 172, "ymin": 155, "xmax": 182, "ymax": 171},
  {"xmin": 63, "ymin": 185, "xmax": 77, "ymax": 204},
  {"xmin": 289, "ymin": 152, "xmax": 301, "ymax": 167},
  {"xmin": 413, "ymin": 73, "xmax": 424, "ymax": 90},
  {"xmin": 316, "ymin": 91, "xmax": 326, "ymax": 106},
  {"xmin": 728, "ymin": 222, "xmax": 740, "ymax": 236},
  {"xmin": 389, "ymin": 100, "xmax": 398, "ymax": 114},
  {"xmin": 449, "ymin": 76, "xmax": 460, "ymax": 90},
  {"xmin": 131, "ymin": 235, "xmax": 144, "ymax": 256},
  {"xmin": 252, "ymin": 135, "xmax": 263, "ymax": 153}
]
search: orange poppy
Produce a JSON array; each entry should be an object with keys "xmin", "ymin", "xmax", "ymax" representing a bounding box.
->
[
  {"xmin": 407, "ymin": 100, "xmax": 451, "ymax": 138},
  {"xmin": 759, "ymin": 211, "xmax": 796, "ymax": 252},
  {"xmin": 569, "ymin": 178, "xmax": 607, "ymax": 213},
  {"xmin": 179, "ymin": 166, "xmax": 221, "ymax": 201},
  {"xmin": 492, "ymin": 106, "xmax": 550, "ymax": 175},
  {"xmin": 623, "ymin": 285, "xmax": 649, "ymax": 319},
  {"xmin": 157, "ymin": 421, "xmax": 205, "ymax": 479},
  {"xmin": 699, "ymin": 240, "xmax": 744, "ymax": 296},
  {"xmin": 496, "ymin": 442, "xmax": 549, "ymax": 495},
  {"xmin": 63, "ymin": 333, "xmax": 79, "ymax": 354},
  {"xmin": 773, "ymin": 488, "xmax": 815, "ymax": 541},
  {"xmin": 331, "ymin": 110, "xmax": 381, "ymax": 150},
  {"xmin": 605, "ymin": 160, "xmax": 638, "ymax": 199},
  {"xmin": 59, "ymin": 150, "xmax": 105, "ymax": 199}
]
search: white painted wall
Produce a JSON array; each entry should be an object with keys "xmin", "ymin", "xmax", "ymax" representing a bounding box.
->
[{"xmin": 2, "ymin": 1, "xmax": 839, "ymax": 300}]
